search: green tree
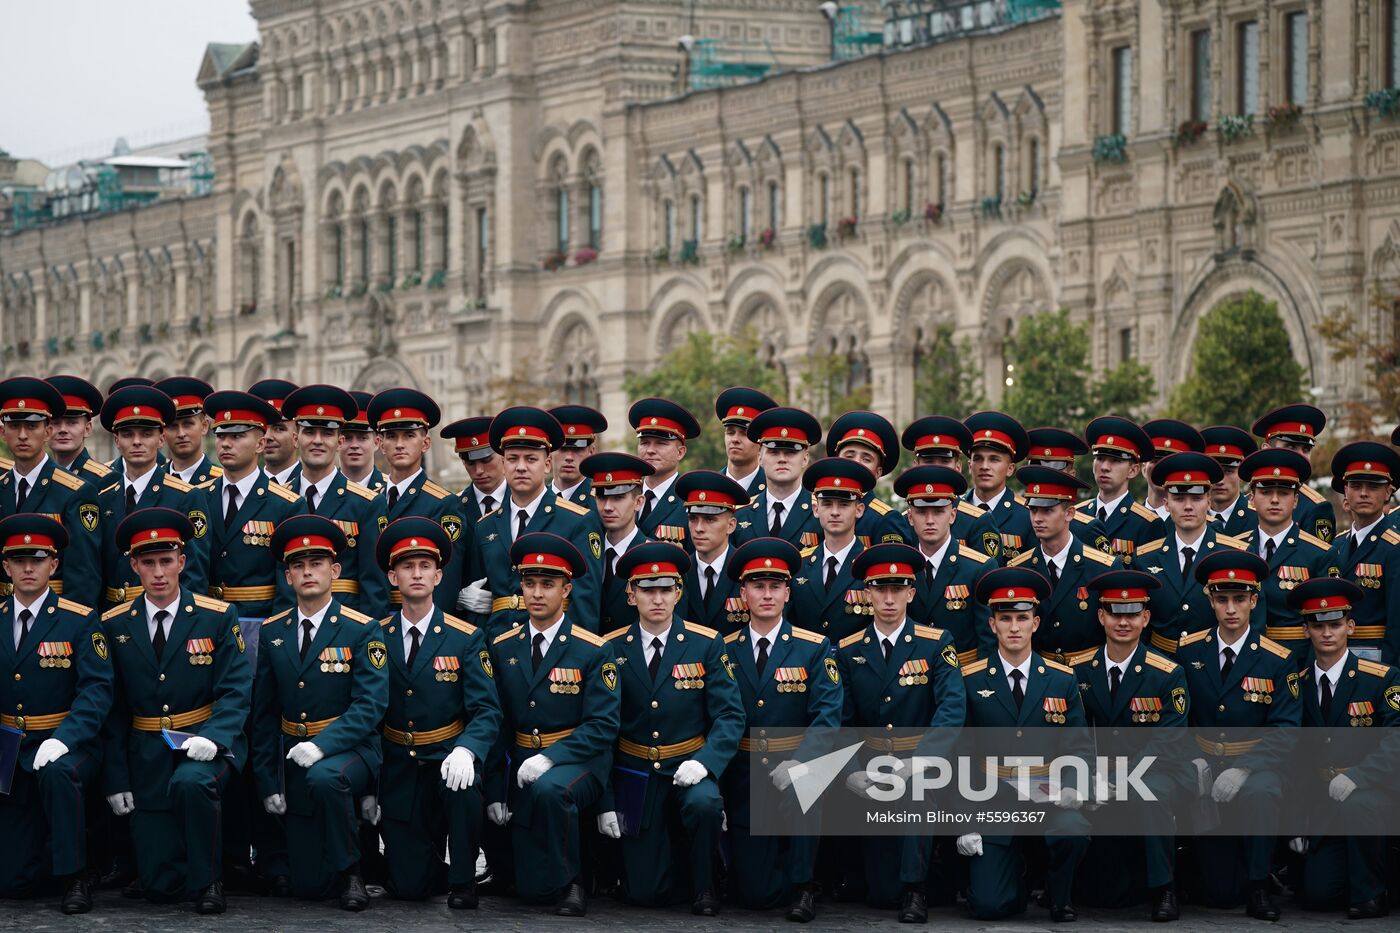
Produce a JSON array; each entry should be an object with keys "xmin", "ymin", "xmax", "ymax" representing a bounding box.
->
[
  {"xmin": 914, "ymin": 322, "xmax": 986, "ymax": 414},
  {"xmin": 1170, "ymin": 291, "xmax": 1305, "ymax": 428},
  {"xmin": 623, "ymin": 330, "xmax": 787, "ymax": 470},
  {"xmin": 1002, "ymin": 308, "xmax": 1155, "ymax": 428},
  {"xmin": 796, "ymin": 351, "xmax": 873, "ymax": 424},
  {"xmin": 1318, "ymin": 279, "xmax": 1400, "ymax": 429}
]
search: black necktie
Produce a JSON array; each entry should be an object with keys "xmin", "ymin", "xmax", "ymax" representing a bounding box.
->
[
  {"xmin": 516, "ymin": 509, "xmax": 529, "ymax": 540},
  {"xmin": 532, "ymin": 632, "xmax": 545, "ymax": 672},
  {"xmin": 306, "ymin": 484, "xmax": 318, "ymax": 514},
  {"xmin": 482, "ymin": 495, "xmax": 495, "ymax": 516},
  {"xmin": 883, "ymin": 638, "xmax": 892, "ymax": 662},
  {"xmin": 1220, "ymin": 646, "xmax": 1235, "ymax": 683},
  {"xmin": 387, "ymin": 486, "xmax": 400, "ymax": 510},
  {"xmin": 704, "ymin": 567, "xmax": 717, "ymax": 608},
  {"xmin": 300, "ymin": 619, "xmax": 314, "ymax": 660},
  {"xmin": 17, "ymin": 608, "xmax": 32, "ymax": 650},
  {"xmin": 1048, "ymin": 560, "xmax": 1060, "ymax": 589},
  {"xmin": 924, "ymin": 560, "xmax": 934, "ymax": 587},
  {"xmin": 1345, "ymin": 534, "xmax": 1358, "ymax": 562},
  {"xmin": 648, "ymin": 637, "xmax": 663, "ymax": 680},
  {"xmin": 1109, "ymin": 665, "xmax": 1121, "ymax": 702},
  {"xmin": 1010, "ymin": 669, "xmax": 1025, "ymax": 709},
  {"xmin": 15, "ymin": 478, "xmax": 29, "ymax": 511},
  {"xmin": 978, "ymin": 500, "xmax": 990, "ymax": 511},
  {"xmin": 770, "ymin": 502, "xmax": 785, "ymax": 536},
  {"xmin": 152, "ymin": 609, "xmax": 169, "ymax": 661},
  {"xmin": 1098, "ymin": 505, "xmax": 1108, "ymax": 524},
  {"xmin": 224, "ymin": 485, "xmax": 238, "ymax": 529},
  {"xmin": 125, "ymin": 483, "xmax": 137, "ymax": 513},
  {"xmin": 1180, "ymin": 546, "xmax": 1196, "ymax": 577},
  {"xmin": 1264, "ymin": 537, "xmax": 1276, "ymax": 563},
  {"xmin": 825, "ymin": 555, "xmax": 839, "ymax": 590},
  {"xmin": 1320, "ymin": 672, "xmax": 1333, "ymax": 721},
  {"xmin": 755, "ymin": 636, "xmax": 770, "ymax": 673},
  {"xmin": 406, "ymin": 626, "xmax": 421, "ymax": 669},
  {"xmin": 641, "ymin": 491, "xmax": 656, "ymax": 523},
  {"xmin": 604, "ymin": 547, "xmax": 617, "ymax": 588}
]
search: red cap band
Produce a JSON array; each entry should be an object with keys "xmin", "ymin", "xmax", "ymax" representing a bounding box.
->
[
  {"xmin": 1162, "ymin": 469, "xmax": 1209, "ymax": 487},
  {"xmin": 592, "ymin": 468, "xmax": 644, "ymax": 486},
  {"xmin": 722, "ymin": 405, "xmax": 756, "ymax": 422},
  {"xmin": 1205, "ymin": 566, "xmax": 1261, "ymax": 586},
  {"xmin": 1023, "ymin": 480, "xmax": 1076, "ymax": 501},
  {"xmin": 1100, "ymin": 587, "xmax": 1150, "ymax": 603},
  {"xmin": 1033, "ymin": 444, "xmax": 1076, "ymax": 461},
  {"xmin": 913, "ymin": 434, "xmax": 960, "ymax": 453},
  {"xmin": 1265, "ymin": 421, "xmax": 1313, "ymax": 440},
  {"xmin": 169, "ymin": 394, "xmax": 205, "ymax": 412},
  {"xmin": 517, "ymin": 551, "xmax": 574, "ymax": 575},
  {"xmin": 987, "ymin": 586, "xmax": 1039, "ymax": 605},
  {"xmin": 1151, "ymin": 437, "xmax": 1185, "ymax": 454},
  {"xmin": 500, "ymin": 424, "xmax": 551, "ymax": 446},
  {"xmin": 1091, "ymin": 434, "xmax": 1143, "ymax": 459},
  {"xmin": 282, "ymin": 534, "xmax": 336, "ymax": 558},
  {"xmin": 559, "ymin": 423, "xmax": 596, "ymax": 440},
  {"xmin": 627, "ymin": 561, "xmax": 681, "ymax": 581},
  {"xmin": 1300, "ymin": 595, "xmax": 1352, "ymax": 614},
  {"xmin": 1250, "ymin": 464, "xmax": 1300, "ymax": 484},
  {"xmin": 637, "ymin": 416, "xmax": 686, "ymax": 438},
  {"xmin": 61, "ymin": 395, "xmax": 94, "ymax": 415},
  {"xmin": 389, "ymin": 536, "xmax": 442, "ymax": 562},
  {"xmin": 739, "ymin": 556, "xmax": 792, "ymax": 578},
  {"xmin": 2, "ymin": 532, "xmax": 57, "ymax": 553},
  {"xmin": 378, "ymin": 406, "xmax": 428, "ymax": 427},
  {"xmin": 131, "ymin": 527, "xmax": 184, "ymax": 550},
  {"xmin": 1344, "ymin": 460, "xmax": 1393, "ymax": 482},
  {"xmin": 758, "ymin": 424, "xmax": 812, "ymax": 445},
  {"xmin": 838, "ymin": 427, "xmax": 885, "ymax": 454},
  {"xmin": 112, "ymin": 404, "xmax": 164, "ymax": 426},
  {"xmin": 213, "ymin": 409, "xmax": 269, "ymax": 430},
  {"xmin": 971, "ymin": 429, "xmax": 1015, "ymax": 453},
  {"xmin": 1208, "ymin": 443, "xmax": 1246, "ymax": 461},
  {"xmin": 863, "ymin": 561, "xmax": 916, "ymax": 581},
  {"xmin": 812, "ymin": 474, "xmax": 862, "ymax": 494},
  {"xmin": 908, "ymin": 481, "xmax": 958, "ymax": 499},
  {"xmin": 1, "ymin": 398, "xmax": 54, "ymax": 418},
  {"xmin": 685, "ymin": 488, "xmax": 740, "ymax": 509},
  {"xmin": 291, "ymin": 404, "xmax": 347, "ymax": 422},
  {"xmin": 454, "ymin": 434, "xmax": 489, "ymax": 453}
]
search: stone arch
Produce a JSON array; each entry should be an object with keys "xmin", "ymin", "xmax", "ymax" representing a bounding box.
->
[
  {"xmin": 654, "ymin": 302, "xmax": 706, "ymax": 356},
  {"xmin": 353, "ymin": 355, "xmax": 420, "ymax": 393},
  {"xmin": 544, "ymin": 312, "xmax": 601, "ymax": 407},
  {"xmin": 1212, "ymin": 180, "xmax": 1259, "ymax": 253}
]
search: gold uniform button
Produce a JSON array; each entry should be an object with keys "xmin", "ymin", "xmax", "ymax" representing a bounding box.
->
[
  {"xmin": 650, "ymin": 700, "xmax": 659, "ymax": 709},
  {"xmin": 162, "ymin": 704, "xmax": 170, "ymax": 713},
  {"xmin": 406, "ymin": 689, "xmax": 414, "ymax": 697},
  {"xmin": 409, "ymin": 750, "xmax": 416, "ymax": 758},
  {"xmin": 529, "ymin": 701, "xmax": 536, "ymax": 708},
  {"xmin": 652, "ymin": 731, "xmax": 660, "ymax": 739},
  {"xmin": 756, "ymin": 700, "xmax": 765, "ymax": 708},
  {"xmin": 298, "ymin": 682, "xmax": 305, "ymax": 689},
  {"xmin": 1218, "ymin": 704, "xmax": 1226, "ymax": 712},
  {"xmin": 158, "ymin": 674, "xmax": 166, "ymax": 682},
  {"xmin": 13, "ymin": 674, "xmax": 20, "ymax": 681}
]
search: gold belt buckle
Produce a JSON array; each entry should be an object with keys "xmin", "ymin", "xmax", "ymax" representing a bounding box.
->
[
  {"xmin": 877, "ymin": 738, "xmax": 893, "ymax": 753},
  {"xmin": 14, "ymin": 715, "xmax": 25, "ymax": 730},
  {"xmin": 403, "ymin": 732, "xmax": 415, "ymax": 747},
  {"xmin": 296, "ymin": 723, "xmax": 308, "ymax": 738},
  {"xmin": 1213, "ymin": 741, "xmax": 1225, "ymax": 756},
  {"xmin": 530, "ymin": 733, "xmax": 542, "ymax": 750},
  {"xmin": 648, "ymin": 746, "xmax": 661, "ymax": 763},
  {"xmin": 209, "ymin": 585, "xmax": 224, "ymax": 599},
  {"xmin": 1050, "ymin": 651, "xmax": 1066, "ymax": 665},
  {"xmin": 159, "ymin": 716, "xmax": 172, "ymax": 729},
  {"xmin": 511, "ymin": 595, "xmax": 523, "ymax": 610},
  {"xmin": 757, "ymin": 738, "xmax": 769, "ymax": 753}
]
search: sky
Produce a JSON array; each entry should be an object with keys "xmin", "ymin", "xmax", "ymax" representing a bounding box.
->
[{"xmin": 2, "ymin": 0, "xmax": 259, "ymax": 165}]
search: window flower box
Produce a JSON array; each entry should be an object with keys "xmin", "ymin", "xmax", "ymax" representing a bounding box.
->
[
  {"xmin": 1174, "ymin": 120, "xmax": 1208, "ymax": 146},
  {"xmin": 724, "ymin": 235, "xmax": 746, "ymax": 256},
  {"xmin": 758, "ymin": 227, "xmax": 776, "ymax": 249},
  {"xmin": 678, "ymin": 239, "xmax": 700, "ymax": 265},
  {"xmin": 923, "ymin": 202, "xmax": 943, "ymax": 223},
  {"xmin": 980, "ymin": 196, "xmax": 1002, "ymax": 220},
  {"xmin": 426, "ymin": 270, "xmax": 447, "ymax": 289},
  {"xmin": 836, "ymin": 216, "xmax": 858, "ymax": 239},
  {"xmin": 1265, "ymin": 103, "xmax": 1303, "ymax": 131},
  {"xmin": 1366, "ymin": 88, "xmax": 1400, "ymax": 119},
  {"xmin": 652, "ymin": 246, "xmax": 670, "ymax": 264},
  {"xmin": 807, "ymin": 223, "xmax": 828, "ymax": 250},
  {"xmin": 1218, "ymin": 114, "xmax": 1254, "ymax": 143},
  {"xmin": 238, "ymin": 301, "xmax": 257, "ymax": 315},
  {"xmin": 542, "ymin": 252, "xmax": 567, "ymax": 272},
  {"xmin": 891, "ymin": 209, "xmax": 912, "ymax": 226},
  {"xmin": 1093, "ymin": 133, "xmax": 1128, "ymax": 164},
  {"xmin": 573, "ymin": 247, "xmax": 598, "ymax": 266}
]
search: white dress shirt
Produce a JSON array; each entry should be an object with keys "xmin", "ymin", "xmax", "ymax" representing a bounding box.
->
[
  {"xmin": 748, "ymin": 624, "xmax": 781, "ymax": 663},
  {"xmin": 1314, "ymin": 654, "xmax": 1348, "ymax": 708},
  {"xmin": 385, "ymin": 468, "xmax": 424, "ymax": 504},
  {"xmin": 920, "ymin": 536, "xmax": 953, "ymax": 578},
  {"xmin": 820, "ymin": 538, "xmax": 856, "ymax": 580},
  {"xmin": 1094, "ymin": 491, "xmax": 1130, "ymax": 519},
  {"xmin": 1217, "ymin": 628, "xmax": 1249, "ymax": 670},
  {"xmin": 12, "ymin": 455, "xmax": 49, "ymax": 506},
  {"xmin": 973, "ymin": 488, "xmax": 1009, "ymax": 512},
  {"xmin": 510, "ymin": 486, "xmax": 548, "ymax": 539},
  {"xmin": 643, "ymin": 626, "xmax": 670, "ymax": 667},
  {"xmin": 218, "ymin": 468, "xmax": 263, "ymax": 517},
  {"xmin": 300, "ymin": 468, "xmax": 339, "ymax": 508},
  {"xmin": 696, "ymin": 548, "xmax": 729, "ymax": 598},
  {"xmin": 527, "ymin": 614, "xmax": 567, "ymax": 657},
  {"xmin": 767, "ymin": 486, "xmax": 802, "ymax": 531},
  {"xmin": 1175, "ymin": 531, "xmax": 1207, "ymax": 573},
  {"xmin": 1041, "ymin": 538, "xmax": 1073, "ymax": 582},
  {"xmin": 12, "ymin": 591, "xmax": 48, "ymax": 649},
  {"xmin": 146, "ymin": 595, "xmax": 180, "ymax": 642},
  {"xmin": 1257, "ymin": 523, "xmax": 1292, "ymax": 561},
  {"xmin": 124, "ymin": 463, "xmax": 157, "ymax": 506},
  {"xmin": 400, "ymin": 604, "xmax": 433, "ymax": 658},
  {"xmin": 475, "ymin": 480, "xmax": 508, "ymax": 515},
  {"xmin": 999, "ymin": 652, "xmax": 1032, "ymax": 694},
  {"xmin": 271, "ymin": 463, "xmax": 299, "ymax": 486},
  {"xmin": 296, "ymin": 600, "xmax": 333, "ymax": 647}
]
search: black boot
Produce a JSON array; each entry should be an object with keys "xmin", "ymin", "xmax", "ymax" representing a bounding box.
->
[
  {"xmin": 195, "ymin": 881, "xmax": 226, "ymax": 915},
  {"xmin": 448, "ymin": 882, "xmax": 478, "ymax": 909},
  {"xmin": 898, "ymin": 887, "xmax": 928, "ymax": 923},
  {"xmin": 1246, "ymin": 885, "xmax": 1280, "ymax": 922},
  {"xmin": 1050, "ymin": 903, "xmax": 1079, "ymax": 922},
  {"xmin": 692, "ymin": 888, "xmax": 720, "ymax": 916},
  {"xmin": 786, "ymin": 883, "xmax": 817, "ymax": 923},
  {"xmin": 1150, "ymin": 886, "xmax": 1179, "ymax": 922},
  {"xmin": 339, "ymin": 871, "xmax": 369, "ymax": 911},
  {"xmin": 61, "ymin": 875, "xmax": 93, "ymax": 915},
  {"xmin": 556, "ymin": 881, "xmax": 587, "ymax": 916},
  {"xmin": 1348, "ymin": 897, "xmax": 1388, "ymax": 920}
]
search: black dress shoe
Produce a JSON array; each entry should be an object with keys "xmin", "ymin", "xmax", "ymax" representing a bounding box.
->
[
  {"xmin": 786, "ymin": 885, "xmax": 817, "ymax": 923},
  {"xmin": 268, "ymin": 874, "xmax": 291, "ymax": 897},
  {"xmin": 121, "ymin": 877, "xmax": 145, "ymax": 899},
  {"xmin": 1150, "ymin": 888, "xmax": 1179, "ymax": 922},
  {"xmin": 556, "ymin": 882, "xmax": 587, "ymax": 917},
  {"xmin": 340, "ymin": 872, "xmax": 369, "ymax": 912},
  {"xmin": 692, "ymin": 889, "xmax": 720, "ymax": 916},
  {"xmin": 898, "ymin": 888, "xmax": 928, "ymax": 923},
  {"xmin": 1050, "ymin": 904, "xmax": 1078, "ymax": 923},
  {"xmin": 195, "ymin": 881, "xmax": 226, "ymax": 915},
  {"xmin": 1348, "ymin": 897, "xmax": 1388, "ymax": 920},
  {"xmin": 1245, "ymin": 887, "xmax": 1280, "ymax": 922},
  {"xmin": 448, "ymin": 884, "xmax": 478, "ymax": 909},
  {"xmin": 61, "ymin": 875, "xmax": 93, "ymax": 915}
]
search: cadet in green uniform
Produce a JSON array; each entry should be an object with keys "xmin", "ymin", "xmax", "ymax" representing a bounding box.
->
[
  {"xmin": 101, "ymin": 508, "xmax": 250, "ymax": 913},
  {"xmin": 1325, "ymin": 443, "xmax": 1400, "ymax": 662},
  {"xmin": 789, "ymin": 457, "xmax": 876, "ymax": 643},
  {"xmin": 154, "ymin": 377, "xmax": 223, "ymax": 486},
  {"xmin": 731, "ymin": 407, "xmax": 824, "ymax": 549},
  {"xmin": 282, "ymin": 385, "xmax": 386, "ymax": 617},
  {"xmin": 581, "ymin": 452, "xmax": 655, "ymax": 632},
  {"xmin": 458, "ymin": 407, "xmax": 602, "ymax": 634},
  {"xmin": 441, "ymin": 416, "xmax": 508, "ymax": 524},
  {"xmin": 249, "ymin": 379, "xmax": 301, "ymax": 489},
  {"xmin": 1252, "ymin": 404, "xmax": 1335, "ymax": 542},
  {"xmin": 97, "ymin": 387, "xmax": 209, "ymax": 609},
  {"xmin": 253, "ymin": 516, "xmax": 388, "ymax": 909},
  {"xmin": 0, "ymin": 377, "xmax": 102, "ymax": 608},
  {"xmin": 1072, "ymin": 570, "xmax": 1191, "ymax": 921},
  {"xmin": 1025, "ymin": 428, "xmax": 1110, "ymax": 554},
  {"xmin": 484, "ymin": 533, "xmax": 620, "ymax": 916},
  {"xmin": 368, "ymin": 388, "xmax": 468, "ymax": 613},
  {"xmin": 1201, "ymin": 426, "xmax": 1258, "ymax": 538},
  {"xmin": 0, "ymin": 514, "xmax": 111, "ymax": 913},
  {"xmin": 715, "ymin": 386, "xmax": 776, "ymax": 498},
  {"xmin": 374, "ymin": 517, "xmax": 502, "ymax": 908},
  {"xmin": 1178, "ymin": 551, "xmax": 1299, "ymax": 920},
  {"xmin": 900, "ymin": 416, "xmax": 987, "ymax": 545},
  {"xmin": 550, "ymin": 405, "xmax": 608, "ymax": 509},
  {"xmin": 827, "ymin": 410, "xmax": 913, "ymax": 545},
  {"xmin": 629, "ymin": 398, "xmax": 701, "ymax": 547},
  {"xmin": 339, "ymin": 391, "xmax": 385, "ymax": 493},
  {"xmin": 677, "ymin": 471, "xmax": 750, "ymax": 636},
  {"xmin": 894, "ymin": 465, "xmax": 994, "ymax": 663},
  {"xmin": 45, "ymin": 375, "xmax": 113, "ymax": 489},
  {"xmin": 1235, "ymin": 449, "xmax": 1336, "ymax": 663},
  {"xmin": 1290, "ymin": 578, "xmax": 1399, "ymax": 919},
  {"xmin": 1007, "ymin": 466, "xmax": 1121, "ymax": 665},
  {"xmin": 598, "ymin": 542, "xmax": 744, "ymax": 913},
  {"xmin": 720, "ymin": 538, "xmax": 842, "ymax": 922},
  {"xmin": 956, "ymin": 567, "xmax": 1091, "ymax": 923},
  {"xmin": 1135, "ymin": 453, "xmax": 1256, "ymax": 653},
  {"xmin": 837, "ymin": 544, "xmax": 965, "ymax": 923},
  {"xmin": 963, "ymin": 411, "xmax": 1034, "ymax": 563},
  {"xmin": 1080, "ymin": 416, "xmax": 1164, "ymax": 566},
  {"xmin": 1141, "ymin": 420, "xmax": 1205, "ymax": 522}
]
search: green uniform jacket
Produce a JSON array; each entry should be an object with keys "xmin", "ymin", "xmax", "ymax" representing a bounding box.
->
[
  {"xmin": 1077, "ymin": 495, "xmax": 1166, "ymax": 567},
  {"xmin": 192, "ymin": 470, "xmax": 301, "ymax": 619},
  {"xmin": 837, "ymin": 618, "xmax": 965, "ymax": 759},
  {"xmin": 0, "ymin": 458, "xmax": 102, "ymax": 607},
  {"xmin": 908, "ymin": 542, "xmax": 994, "ymax": 663},
  {"xmin": 61, "ymin": 449, "xmax": 116, "ymax": 490},
  {"xmin": 1237, "ymin": 525, "xmax": 1336, "ymax": 662},
  {"xmin": 375, "ymin": 470, "xmax": 469, "ymax": 615},
  {"xmin": 293, "ymin": 471, "xmax": 387, "ymax": 617},
  {"xmin": 1009, "ymin": 538, "xmax": 1122, "ymax": 664},
  {"xmin": 731, "ymin": 489, "xmax": 822, "ymax": 551},
  {"xmin": 788, "ymin": 539, "xmax": 868, "ymax": 644},
  {"xmin": 97, "ymin": 467, "xmax": 210, "ymax": 607},
  {"xmin": 1177, "ymin": 628, "xmax": 1301, "ymax": 773},
  {"xmin": 1326, "ymin": 524, "xmax": 1400, "ymax": 662},
  {"xmin": 1134, "ymin": 526, "xmax": 1260, "ymax": 651}
]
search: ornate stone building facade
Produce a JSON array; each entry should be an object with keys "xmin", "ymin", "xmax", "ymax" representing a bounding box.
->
[{"xmin": 3, "ymin": 1, "xmax": 1399, "ymax": 476}]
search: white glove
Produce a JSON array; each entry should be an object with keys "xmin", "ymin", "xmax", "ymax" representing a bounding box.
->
[
  {"xmin": 956, "ymin": 832, "xmax": 984, "ymax": 857},
  {"xmin": 263, "ymin": 794, "xmax": 287, "ymax": 815},
  {"xmin": 181, "ymin": 736, "xmax": 218, "ymax": 762},
  {"xmin": 32, "ymin": 738, "xmax": 68, "ymax": 769},
  {"xmin": 597, "ymin": 811, "xmax": 621, "ymax": 838},
  {"xmin": 1289, "ymin": 836, "xmax": 1309, "ymax": 855},
  {"xmin": 1192, "ymin": 758, "xmax": 1212, "ymax": 797},
  {"xmin": 516, "ymin": 753, "xmax": 554, "ymax": 787},
  {"xmin": 106, "ymin": 791, "xmax": 135, "ymax": 816},
  {"xmin": 359, "ymin": 795, "xmax": 380, "ymax": 824},
  {"xmin": 1055, "ymin": 786, "xmax": 1084, "ymax": 810},
  {"xmin": 769, "ymin": 759, "xmax": 806, "ymax": 792},
  {"xmin": 487, "ymin": 802, "xmax": 511, "ymax": 825},
  {"xmin": 286, "ymin": 741, "xmax": 325, "ymax": 769},
  {"xmin": 845, "ymin": 770, "xmax": 876, "ymax": 797},
  {"xmin": 1211, "ymin": 767, "xmax": 1251, "ymax": 803},
  {"xmin": 673, "ymin": 759, "xmax": 708, "ymax": 787},
  {"xmin": 457, "ymin": 578, "xmax": 492, "ymax": 614},
  {"xmin": 441, "ymin": 747, "xmax": 476, "ymax": 791},
  {"xmin": 1328, "ymin": 772, "xmax": 1357, "ymax": 803}
]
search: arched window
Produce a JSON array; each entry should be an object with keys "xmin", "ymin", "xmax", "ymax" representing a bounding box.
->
[
  {"xmin": 767, "ymin": 181, "xmax": 781, "ymax": 230},
  {"xmin": 239, "ymin": 213, "xmax": 260, "ymax": 312},
  {"xmin": 819, "ymin": 173, "xmax": 830, "ymax": 225},
  {"xmin": 357, "ymin": 217, "xmax": 370, "ymax": 285},
  {"xmin": 556, "ymin": 187, "xmax": 570, "ymax": 253},
  {"xmin": 588, "ymin": 180, "xmax": 602, "ymax": 250},
  {"xmin": 936, "ymin": 153, "xmax": 949, "ymax": 207},
  {"xmin": 739, "ymin": 187, "xmax": 752, "ymax": 239},
  {"xmin": 689, "ymin": 193, "xmax": 702, "ymax": 241},
  {"xmin": 663, "ymin": 199, "xmax": 675, "ymax": 254},
  {"xmin": 410, "ymin": 209, "xmax": 424, "ymax": 273},
  {"xmin": 849, "ymin": 166, "xmax": 861, "ymax": 217},
  {"xmin": 993, "ymin": 144, "xmax": 1006, "ymax": 201},
  {"xmin": 1026, "ymin": 138, "xmax": 1040, "ymax": 197},
  {"xmin": 386, "ymin": 214, "xmax": 398, "ymax": 282},
  {"xmin": 903, "ymin": 158, "xmax": 915, "ymax": 214},
  {"xmin": 334, "ymin": 223, "xmax": 345, "ymax": 287}
]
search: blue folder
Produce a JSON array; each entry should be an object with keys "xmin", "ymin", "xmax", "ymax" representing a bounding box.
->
[{"xmin": 611, "ymin": 766, "xmax": 650, "ymax": 838}]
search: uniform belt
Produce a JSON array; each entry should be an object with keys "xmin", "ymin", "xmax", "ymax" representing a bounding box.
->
[
  {"xmin": 389, "ymin": 590, "xmax": 403, "ymax": 605},
  {"xmin": 738, "ymin": 734, "xmax": 803, "ymax": 753},
  {"xmin": 1149, "ymin": 632, "xmax": 1178, "ymax": 654},
  {"xmin": 1264, "ymin": 625, "xmax": 1305, "ymax": 642},
  {"xmin": 957, "ymin": 648, "xmax": 979, "ymax": 667},
  {"xmin": 383, "ymin": 720, "xmax": 464, "ymax": 747},
  {"xmin": 492, "ymin": 596, "xmax": 571, "ymax": 613},
  {"xmin": 1352, "ymin": 625, "xmax": 1386, "ymax": 640},
  {"xmin": 103, "ymin": 584, "xmax": 138, "ymax": 604},
  {"xmin": 1048, "ymin": 647, "xmax": 1099, "ymax": 667},
  {"xmin": 616, "ymin": 735, "xmax": 705, "ymax": 762},
  {"xmin": 49, "ymin": 580, "xmax": 63, "ymax": 595},
  {"xmin": 1194, "ymin": 735, "xmax": 1262, "ymax": 757},
  {"xmin": 514, "ymin": 728, "xmax": 575, "ymax": 750},
  {"xmin": 329, "ymin": 580, "xmax": 360, "ymax": 595},
  {"xmin": 989, "ymin": 762, "xmax": 1052, "ymax": 778},
  {"xmin": 862, "ymin": 733, "xmax": 923, "ymax": 753},
  {"xmin": 1, "ymin": 710, "xmax": 68, "ymax": 731},
  {"xmin": 131, "ymin": 704, "xmax": 214, "ymax": 732},
  {"xmin": 209, "ymin": 585, "xmax": 277, "ymax": 602},
  {"xmin": 281, "ymin": 716, "xmax": 339, "ymax": 738},
  {"xmin": 0, "ymin": 582, "xmax": 62, "ymax": 597}
]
